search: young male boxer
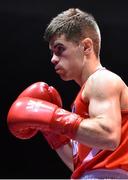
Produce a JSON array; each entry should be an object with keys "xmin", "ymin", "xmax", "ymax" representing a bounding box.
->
[{"xmin": 7, "ymin": 8, "xmax": 128, "ymax": 179}]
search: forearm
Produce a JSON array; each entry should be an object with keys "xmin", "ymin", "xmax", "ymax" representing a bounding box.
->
[
  {"xmin": 56, "ymin": 142, "xmax": 74, "ymax": 171},
  {"xmin": 75, "ymin": 117, "xmax": 120, "ymax": 150}
]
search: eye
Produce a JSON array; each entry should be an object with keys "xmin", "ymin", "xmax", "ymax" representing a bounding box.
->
[{"xmin": 54, "ymin": 45, "xmax": 65, "ymax": 56}]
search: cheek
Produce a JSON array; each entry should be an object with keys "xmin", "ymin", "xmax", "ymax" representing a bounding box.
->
[
  {"xmin": 75, "ymin": 48, "xmax": 84, "ymax": 60},
  {"xmin": 62, "ymin": 48, "xmax": 84, "ymax": 68}
]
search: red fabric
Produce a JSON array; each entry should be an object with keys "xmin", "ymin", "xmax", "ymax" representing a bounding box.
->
[{"xmin": 71, "ymin": 84, "xmax": 128, "ymax": 179}]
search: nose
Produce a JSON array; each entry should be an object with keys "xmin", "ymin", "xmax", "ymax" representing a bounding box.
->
[{"xmin": 51, "ymin": 54, "xmax": 60, "ymax": 65}]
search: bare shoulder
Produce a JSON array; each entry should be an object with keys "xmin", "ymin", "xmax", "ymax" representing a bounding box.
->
[{"xmin": 83, "ymin": 69, "xmax": 127, "ymax": 99}]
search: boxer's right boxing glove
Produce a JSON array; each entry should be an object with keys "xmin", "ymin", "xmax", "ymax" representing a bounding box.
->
[
  {"xmin": 12, "ymin": 82, "xmax": 70, "ymax": 149},
  {"xmin": 43, "ymin": 131, "xmax": 70, "ymax": 149},
  {"xmin": 18, "ymin": 82, "xmax": 62, "ymax": 107}
]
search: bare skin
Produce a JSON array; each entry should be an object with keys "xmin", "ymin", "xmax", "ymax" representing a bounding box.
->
[{"xmin": 49, "ymin": 34, "xmax": 128, "ymax": 171}]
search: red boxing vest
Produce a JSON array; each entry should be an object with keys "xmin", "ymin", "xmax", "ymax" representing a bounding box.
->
[{"xmin": 71, "ymin": 83, "xmax": 128, "ymax": 179}]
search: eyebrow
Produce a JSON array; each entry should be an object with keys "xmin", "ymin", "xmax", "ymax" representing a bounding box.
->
[{"xmin": 49, "ymin": 43, "xmax": 64, "ymax": 50}]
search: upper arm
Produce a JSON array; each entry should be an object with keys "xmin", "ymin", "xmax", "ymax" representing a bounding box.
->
[{"xmin": 83, "ymin": 72, "xmax": 122, "ymax": 140}]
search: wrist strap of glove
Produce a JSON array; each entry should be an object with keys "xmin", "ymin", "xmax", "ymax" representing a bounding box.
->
[{"xmin": 51, "ymin": 108, "xmax": 83, "ymax": 139}]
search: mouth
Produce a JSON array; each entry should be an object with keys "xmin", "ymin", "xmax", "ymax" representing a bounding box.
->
[
  {"xmin": 55, "ymin": 68, "xmax": 64, "ymax": 75},
  {"xmin": 55, "ymin": 66, "xmax": 62, "ymax": 73},
  {"xmin": 55, "ymin": 69, "xmax": 62, "ymax": 74}
]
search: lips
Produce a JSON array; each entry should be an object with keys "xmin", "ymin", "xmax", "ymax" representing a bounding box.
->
[
  {"xmin": 55, "ymin": 65, "xmax": 61, "ymax": 73},
  {"xmin": 55, "ymin": 66, "xmax": 59, "ymax": 71},
  {"xmin": 56, "ymin": 69, "xmax": 62, "ymax": 74}
]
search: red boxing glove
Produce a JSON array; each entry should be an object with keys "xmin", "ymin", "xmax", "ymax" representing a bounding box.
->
[
  {"xmin": 42, "ymin": 131, "xmax": 70, "ymax": 149},
  {"xmin": 7, "ymin": 97, "xmax": 83, "ymax": 140},
  {"xmin": 18, "ymin": 82, "xmax": 62, "ymax": 107},
  {"xmin": 9, "ymin": 82, "xmax": 70, "ymax": 149}
]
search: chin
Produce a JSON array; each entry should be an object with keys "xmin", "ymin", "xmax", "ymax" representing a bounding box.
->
[{"xmin": 59, "ymin": 74, "xmax": 71, "ymax": 81}]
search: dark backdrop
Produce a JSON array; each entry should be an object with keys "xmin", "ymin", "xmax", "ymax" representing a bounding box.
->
[{"xmin": 0, "ymin": 0, "xmax": 128, "ymax": 178}]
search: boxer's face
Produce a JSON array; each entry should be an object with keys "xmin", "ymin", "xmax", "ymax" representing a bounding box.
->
[{"xmin": 49, "ymin": 34, "xmax": 85, "ymax": 81}]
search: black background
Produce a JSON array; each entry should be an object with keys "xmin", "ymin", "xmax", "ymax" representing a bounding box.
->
[{"xmin": 0, "ymin": 0, "xmax": 128, "ymax": 178}]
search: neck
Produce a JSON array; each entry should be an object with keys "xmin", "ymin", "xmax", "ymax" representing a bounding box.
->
[{"xmin": 75, "ymin": 57, "xmax": 102, "ymax": 87}]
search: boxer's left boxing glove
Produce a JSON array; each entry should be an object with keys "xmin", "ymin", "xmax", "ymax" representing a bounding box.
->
[
  {"xmin": 7, "ymin": 97, "xmax": 83, "ymax": 140},
  {"xmin": 8, "ymin": 82, "xmax": 70, "ymax": 149},
  {"xmin": 8, "ymin": 82, "xmax": 61, "ymax": 139}
]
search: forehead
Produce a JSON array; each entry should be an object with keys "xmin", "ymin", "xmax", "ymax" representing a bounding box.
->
[{"xmin": 49, "ymin": 35, "xmax": 67, "ymax": 48}]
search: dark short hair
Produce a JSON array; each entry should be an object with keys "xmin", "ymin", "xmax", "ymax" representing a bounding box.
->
[{"xmin": 44, "ymin": 8, "xmax": 101, "ymax": 57}]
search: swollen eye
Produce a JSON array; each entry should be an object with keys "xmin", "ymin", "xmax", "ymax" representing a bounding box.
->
[{"xmin": 55, "ymin": 46, "xmax": 65, "ymax": 56}]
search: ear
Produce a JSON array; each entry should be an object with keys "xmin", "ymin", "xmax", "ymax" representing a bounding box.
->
[{"xmin": 82, "ymin": 38, "xmax": 93, "ymax": 55}]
